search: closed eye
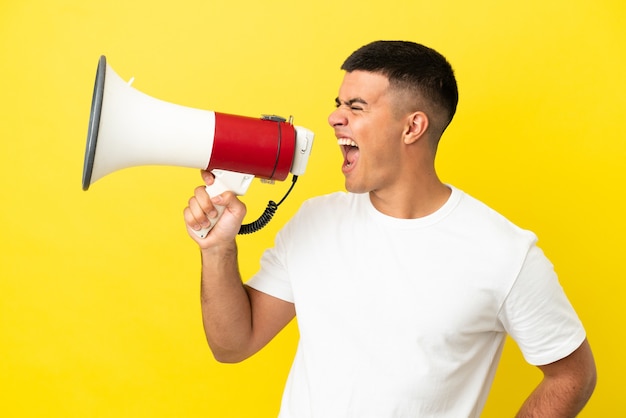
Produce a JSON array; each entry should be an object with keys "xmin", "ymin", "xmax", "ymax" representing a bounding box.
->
[{"xmin": 335, "ymin": 97, "xmax": 368, "ymax": 111}]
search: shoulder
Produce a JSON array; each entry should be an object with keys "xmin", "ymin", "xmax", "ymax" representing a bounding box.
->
[
  {"xmin": 451, "ymin": 186, "xmax": 536, "ymax": 241},
  {"xmin": 279, "ymin": 192, "xmax": 365, "ymax": 238},
  {"xmin": 296, "ymin": 191, "xmax": 364, "ymax": 218},
  {"xmin": 301, "ymin": 191, "xmax": 358, "ymax": 208},
  {"xmin": 444, "ymin": 186, "xmax": 541, "ymax": 273}
]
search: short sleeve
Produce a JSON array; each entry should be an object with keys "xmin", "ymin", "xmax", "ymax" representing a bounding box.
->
[
  {"xmin": 498, "ymin": 245, "xmax": 586, "ymax": 366},
  {"xmin": 246, "ymin": 221, "xmax": 295, "ymax": 303}
]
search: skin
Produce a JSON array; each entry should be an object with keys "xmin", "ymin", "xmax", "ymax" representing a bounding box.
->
[{"xmin": 183, "ymin": 70, "xmax": 596, "ymax": 415}]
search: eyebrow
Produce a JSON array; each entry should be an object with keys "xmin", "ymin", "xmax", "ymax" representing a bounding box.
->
[{"xmin": 335, "ymin": 97, "xmax": 369, "ymax": 107}]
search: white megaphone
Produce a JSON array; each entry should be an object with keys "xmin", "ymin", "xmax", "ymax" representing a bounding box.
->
[{"xmin": 83, "ymin": 56, "xmax": 314, "ymax": 237}]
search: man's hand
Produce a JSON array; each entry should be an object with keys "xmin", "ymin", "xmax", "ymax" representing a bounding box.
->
[{"xmin": 183, "ymin": 170, "xmax": 247, "ymax": 248}]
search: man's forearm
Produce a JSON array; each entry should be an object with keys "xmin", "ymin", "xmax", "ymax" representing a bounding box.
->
[
  {"xmin": 199, "ymin": 240, "xmax": 254, "ymax": 363},
  {"xmin": 516, "ymin": 377, "xmax": 593, "ymax": 417},
  {"xmin": 516, "ymin": 340, "xmax": 596, "ymax": 417}
]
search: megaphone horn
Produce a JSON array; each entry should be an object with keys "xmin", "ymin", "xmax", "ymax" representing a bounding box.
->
[{"xmin": 83, "ymin": 56, "xmax": 314, "ymax": 236}]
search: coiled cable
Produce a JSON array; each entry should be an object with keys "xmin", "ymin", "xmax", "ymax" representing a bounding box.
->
[{"xmin": 238, "ymin": 175, "xmax": 299, "ymax": 235}]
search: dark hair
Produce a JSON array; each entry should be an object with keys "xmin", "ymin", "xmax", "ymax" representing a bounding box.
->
[{"xmin": 341, "ymin": 40, "xmax": 458, "ymax": 131}]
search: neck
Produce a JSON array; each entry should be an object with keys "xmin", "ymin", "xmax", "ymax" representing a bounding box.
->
[{"xmin": 368, "ymin": 172, "xmax": 451, "ymax": 219}]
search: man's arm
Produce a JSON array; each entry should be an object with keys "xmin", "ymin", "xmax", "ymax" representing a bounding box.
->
[
  {"xmin": 516, "ymin": 338, "xmax": 596, "ymax": 417},
  {"xmin": 184, "ymin": 171, "xmax": 295, "ymax": 363}
]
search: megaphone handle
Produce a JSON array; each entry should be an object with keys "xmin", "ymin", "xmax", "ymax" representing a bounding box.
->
[{"xmin": 191, "ymin": 170, "xmax": 255, "ymax": 239}]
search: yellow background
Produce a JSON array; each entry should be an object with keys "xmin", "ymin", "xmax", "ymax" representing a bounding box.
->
[{"xmin": 1, "ymin": 0, "xmax": 624, "ymax": 416}]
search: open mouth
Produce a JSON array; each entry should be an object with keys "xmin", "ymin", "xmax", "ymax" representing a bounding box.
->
[{"xmin": 338, "ymin": 138, "xmax": 359, "ymax": 169}]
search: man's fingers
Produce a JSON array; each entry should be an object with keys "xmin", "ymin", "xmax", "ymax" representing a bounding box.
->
[
  {"xmin": 194, "ymin": 185, "xmax": 219, "ymax": 219},
  {"xmin": 201, "ymin": 170, "xmax": 215, "ymax": 186},
  {"xmin": 183, "ymin": 206, "xmax": 203, "ymax": 231}
]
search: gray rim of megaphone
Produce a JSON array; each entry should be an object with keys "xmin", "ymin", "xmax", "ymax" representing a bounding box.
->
[{"xmin": 82, "ymin": 55, "xmax": 106, "ymax": 190}]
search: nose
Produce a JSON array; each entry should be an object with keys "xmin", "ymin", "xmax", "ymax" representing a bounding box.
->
[{"xmin": 328, "ymin": 107, "xmax": 347, "ymax": 128}]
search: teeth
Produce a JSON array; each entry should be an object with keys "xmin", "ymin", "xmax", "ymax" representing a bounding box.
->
[{"xmin": 337, "ymin": 138, "xmax": 358, "ymax": 147}]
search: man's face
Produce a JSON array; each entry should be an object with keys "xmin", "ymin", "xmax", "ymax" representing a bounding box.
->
[{"xmin": 328, "ymin": 70, "xmax": 407, "ymax": 194}]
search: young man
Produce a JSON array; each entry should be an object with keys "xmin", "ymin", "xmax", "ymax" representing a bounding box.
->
[{"xmin": 183, "ymin": 41, "xmax": 596, "ymax": 417}]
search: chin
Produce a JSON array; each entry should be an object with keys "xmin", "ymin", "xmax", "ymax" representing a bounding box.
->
[{"xmin": 344, "ymin": 181, "xmax": 367, "ymax": 194}]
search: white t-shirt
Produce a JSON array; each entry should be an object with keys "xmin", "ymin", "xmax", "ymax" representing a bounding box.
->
[{"xmin": 246, "ymin": 186, "xmax": 585, "ymax": 417}]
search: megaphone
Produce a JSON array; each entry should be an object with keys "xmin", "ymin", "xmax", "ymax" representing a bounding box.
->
[{"xmin": 83, "ymin": 56, "xmax": 314, "ymax": 237}]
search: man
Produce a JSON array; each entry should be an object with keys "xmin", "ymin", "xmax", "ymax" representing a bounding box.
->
[{"xmin": 183, "ymin": 41, "xmax": 596, "ymax": 417}]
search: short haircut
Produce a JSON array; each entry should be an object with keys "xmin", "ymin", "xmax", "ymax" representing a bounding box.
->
[{"xmin": 341, "ymin": 41, "xmax": 459, "ymax": 132}]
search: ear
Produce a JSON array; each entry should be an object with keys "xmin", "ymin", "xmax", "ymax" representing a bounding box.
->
[{"xmin": 403, "ymin": 111, "xmax": 429, "ymax": 145}]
